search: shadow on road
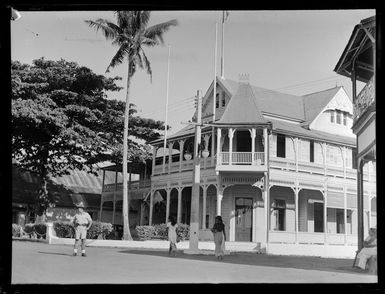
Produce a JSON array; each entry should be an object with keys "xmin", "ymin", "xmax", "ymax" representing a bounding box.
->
[
  {"xmin": 38, "ymin": 251, "xmax": 74, "ymax": 257},
  {"xmin": 117, "ymin": 249, "xmax": 375, "ymax": 276}
]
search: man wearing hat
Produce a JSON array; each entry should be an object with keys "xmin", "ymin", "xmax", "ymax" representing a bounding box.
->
[{"xmin": 72, "ymin": 201, "xmax": 92, "ymax": 257}]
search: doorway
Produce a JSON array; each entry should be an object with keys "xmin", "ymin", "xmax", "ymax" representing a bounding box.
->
[
  {"xmin": 314, "ymin": 202, "xmax": 324, "ymax": 232},
  {"xmin": 235, "ymin": 197, "xmax": 253, "ymax": 241}
]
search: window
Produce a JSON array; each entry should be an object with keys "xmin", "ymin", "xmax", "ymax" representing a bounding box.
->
[
  {"xmin": 310, "ymin": 140, "xmax": 314, "ymax": 162},
  {"xmin": 336, "ymin": 209, "xmax": 345, "ymax": 234},
  {"xmin": 343, "ymin": 113, "xmax": 347, "ymax": 126},
  {"xmin": 352, "ymin": 148, "xmax": 358, "ymax": 169},
  {"xmin": 272, "ymin": 199, "xmax": 286, "ymax": 231},
  {"xmin": 314, "ymin": 202, "xmax": 324, "ymax": 233},
  {"xmin": 336, "ymin": 111, "xmax": 341, "ymax": 124},
  {"xmin": 215, "ymin": 93, "xmax": 219, "ymax": 108},
  {"xmin": 330, "ymin": 111, "xmax": 335, "ymax": 123},
  {"xmin": 276, "ymin": 134, "xmax": 286, "ymax": 158},
  {"xmin": 221, "ymin": 92, "xmax": 226, "ymax": 107}
]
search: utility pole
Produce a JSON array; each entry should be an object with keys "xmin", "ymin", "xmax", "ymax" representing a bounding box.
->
[{"xmin": 188, "ymin": 90, "xmax": 202, "ymax": 252}]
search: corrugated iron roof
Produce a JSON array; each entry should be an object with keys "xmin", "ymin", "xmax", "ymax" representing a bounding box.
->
[
  {"xmin": 220, "ymin": 78, "xmax": 306, "ymax": 120},
  {"xmin": 12, "ymin": 164, "xmax": 114, "ymax": 209},
  {"xmin": 270, "ymin": 118, "xmax": 355, "ymax": 146},
  {"xmin": 216, "ymin": 82, "xmax": 267, "ymax": 125}
]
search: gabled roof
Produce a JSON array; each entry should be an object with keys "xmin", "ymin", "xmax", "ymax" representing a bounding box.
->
[
  {"xmin": 302, "ymin": 86, "xmax": 343, "ymax": 125},
  {"xmin": 334, "ymin": 16, "xmax": 375, "ymax": 83},
  {"xmin": 216, "ymin": 81, "xmax": 268, "ymax": 125},
  {"xmin": 151, "ymin": 78, "xmax": 352, "ymax": 145}
]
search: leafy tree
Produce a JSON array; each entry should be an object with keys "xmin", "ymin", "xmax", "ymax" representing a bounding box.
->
[
  {"xmin": 86, "ymin": 11, "xmax": 177, "ymax": 239},
  {"xmin": 11, "ymin": 58, "xmax": 165, "ymax": 222}
]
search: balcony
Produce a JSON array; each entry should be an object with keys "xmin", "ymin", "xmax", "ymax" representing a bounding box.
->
[
  {"xmin": 102, "ymin": 179, "xmax": 151, "ymax": 193},
  {"xmin": 216, "ymin": 151, "xmax": 267, "ymax": 173},
  {"xmin": 354, "ymin": 77, "xmax": 375, "ymax": 123}
]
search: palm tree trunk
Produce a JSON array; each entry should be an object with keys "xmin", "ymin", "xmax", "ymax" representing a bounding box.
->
[{"xmin": 122, "ymin": 60, "xmax": 133, "ymax": 240}]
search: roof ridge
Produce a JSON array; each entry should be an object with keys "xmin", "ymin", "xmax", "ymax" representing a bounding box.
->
[
  {"xmin": 302, "ymin": 86, "xmax": 342, "ymax": 97},
  {"xmin": 224, "ymin": 77, "xmax": 303, "ymax": 98}
]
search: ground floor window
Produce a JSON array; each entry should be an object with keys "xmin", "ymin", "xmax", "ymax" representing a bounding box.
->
[
  {"xmin": 272, "ymin": 199, "xmax": 286, "ymax": 231},
  {"xmin": 336, "ymin": 208, "xmax": 345, "ymax": 234}
]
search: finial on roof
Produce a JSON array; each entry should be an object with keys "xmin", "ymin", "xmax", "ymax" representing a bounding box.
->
[{"xmin": 238, "ymin": 73, "xmax": 250, "ymax": 84}]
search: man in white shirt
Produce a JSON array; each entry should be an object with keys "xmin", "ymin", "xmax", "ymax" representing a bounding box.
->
[{"xmin": 72, "ymin": 201, "xmax": 92, "ymax": 257}]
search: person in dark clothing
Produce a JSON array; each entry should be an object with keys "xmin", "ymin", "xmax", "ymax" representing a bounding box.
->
[{"xmin": 211, "ymin": 215, "xmax": 226, "ymax": 260}]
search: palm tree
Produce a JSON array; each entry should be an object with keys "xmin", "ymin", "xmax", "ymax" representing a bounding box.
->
[{"xmin": 86, "ymin": 11, "xmax": 177, "ymax": 240}]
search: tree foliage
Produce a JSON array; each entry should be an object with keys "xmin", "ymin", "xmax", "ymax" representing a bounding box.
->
[{"xmin": 12, "ymin": 58, "xmax": 165, "ymax": 216}]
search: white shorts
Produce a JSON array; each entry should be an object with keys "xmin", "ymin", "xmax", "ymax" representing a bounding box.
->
[{"xmin": 75, "ymin": 226, "xmax": 87, "ymax": 239}]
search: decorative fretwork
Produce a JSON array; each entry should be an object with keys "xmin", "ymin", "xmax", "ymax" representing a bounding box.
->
[
  {"xmin": 354, "ymin": 77, "xmax": 375, "ymax": 122},
  {"xmin": 222, "ymin": 175, "xmax": 263, "ymax": 186}
]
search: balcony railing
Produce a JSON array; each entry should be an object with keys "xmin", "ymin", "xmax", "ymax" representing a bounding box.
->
[
  {"xmin": 268, "ymin": 231, "xmax": 358, "ymax": 245},
  {"xmin": 219, "ymin": 152, "xmax": 265, "ymax": 165},
  {"xmin": 102, "ymin": 179, "xmax": 151, "ymax": 193},
  {"xmin": 354, "ymin": 77, "xmax": 375, "ymax": 122}
]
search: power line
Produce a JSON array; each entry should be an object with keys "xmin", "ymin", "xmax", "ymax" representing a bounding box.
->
[
  {"xmin": 274, "ymin": 76, "xmax": 346, "ymax": 91},
  {"xmin": 140, "ymin": 104, "xmax": 195, "ymax": 119}
]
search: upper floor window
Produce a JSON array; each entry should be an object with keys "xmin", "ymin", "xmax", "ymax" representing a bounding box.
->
[
  {"xmin": 343, "ymin": 113, "xmax": 347, "ymax": 126},
  {"xmin": 310, "ymin": 140, "xmax": 314, "ymax": 163},
  {"xmin": 215, "ymin": 93, "xmax": 219, "ymax": 108},
  {"xmin": 330, "ymin": 111, "xmax": 335, "ymax": 123},
  {"xmin": 277, "ymin": 134, "xmax": 286, "ymax": 158},
  {"xmin": 221, "ymin": 92, "xmax": 226, "ymax": 107},
  {"xmin": 336, "ymin": 111, "xmax": 342, "ymax": 124}
]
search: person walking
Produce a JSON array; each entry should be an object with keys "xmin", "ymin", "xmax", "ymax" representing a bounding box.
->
[
  {"xmin": 211, "ymin": 215, "xmax": 226, "ymax": 260},
  {"xmin": 72, "ymin": 201, "xmax": 92, "ymax": 257},
  {"xmin": 167, "ymin": 216, "xmax": 178, "ymax": 257}
]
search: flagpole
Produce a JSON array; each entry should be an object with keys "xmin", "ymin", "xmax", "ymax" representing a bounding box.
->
[
  {"xmin": 162, "ymin": 45, "xmax": 171, "ymax": 173},
  {"xmin": 211, "ymin": 22, "xmax": 218, "ymax": 165},
  {"xmin": 221, "ymin": 11, "xmax": 225, "ymax": 79}
]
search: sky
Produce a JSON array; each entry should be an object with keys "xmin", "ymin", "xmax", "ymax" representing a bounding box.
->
[{"xmin": 11, "ymin": 10, "xmax": 375, "ymax": 136}]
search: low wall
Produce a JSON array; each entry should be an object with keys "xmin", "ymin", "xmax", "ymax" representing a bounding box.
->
[{"xmin": 267, "ymin": 243, "xmax": 357, "ymax": 259}]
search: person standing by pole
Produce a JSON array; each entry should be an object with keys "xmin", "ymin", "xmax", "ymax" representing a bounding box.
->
[{"xmin": 72, "ymin": 201, "xmax": 92, "ymax": 257}]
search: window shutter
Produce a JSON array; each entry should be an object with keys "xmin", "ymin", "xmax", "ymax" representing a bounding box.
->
[{"xmin": 285, "ymin": 137, "xmax": 294, "ymax": 160}]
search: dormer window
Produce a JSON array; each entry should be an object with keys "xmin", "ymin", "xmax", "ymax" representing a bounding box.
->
[
  {"xmin": 330, "ymin": 111, "xmax": 335, "ymax": 123},
  {"xmin": 343, "ymin": 113, "xmax": 347, "ymax": 125},
  {"xmin": 215, "ymin": 93, "xmax": 219, "ymax": 108},
  {"xmin": 336, "ymin": 110, "xmax": 342, "ymax": 124},
  {"xmin": 221, "ymin": 92, "xmax": 226, "ymax": 107}
]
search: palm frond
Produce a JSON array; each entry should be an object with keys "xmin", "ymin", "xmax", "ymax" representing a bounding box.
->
[
  {"xmin": 85, "ymin": 19, "xmax": 120, "ymax": 40},
  {"xmin": 115, "ymin": 11, "xmax": 133, "ymax": 29},
  {"xmin": 144, "ymin": 19, "xmax": 178, "ymax": 46},
  {"xmin": 139, "ymin": 11, "xmax": 151, "ymax": 29},
  {"xmin": 141, "ymin": 49, "xmax": 152, "ymax": 82},
  {"xmin": 106, "ymin": 44, "xmax": 129, "ymax": 73}
]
